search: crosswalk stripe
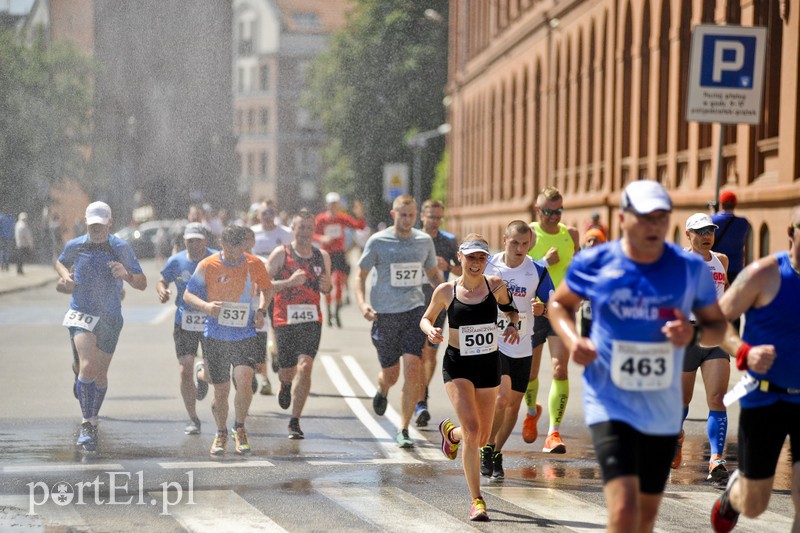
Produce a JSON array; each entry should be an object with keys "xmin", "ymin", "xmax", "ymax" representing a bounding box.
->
[
  {"xmin": 485, "ymin": 486, "xmax": 607, "ymax": 532},
  {"xmin": 150, "ymin": 306, "xmax": 175, "ymax": 325},
  {"xmin": 158, "ymin": 460, "xmax": 275, "ymax": 469},
  {"xmin": 0, "ymin": 495, "xmax": 88, "ymax": 530},
  {"xmin": 666, "ymin": 490, "xmax": 793, "ymax": 532},
  {"xmin": 2, "ymin": 463, "xmax": 124, "ymax": 474},
  {"xmin": 316, "ymin": 486, "xmax": 478, "ymax": 532},
  {"xmin": 342, "ymin": 355, "xmax": 447, "ymax": 462},
  {"xmin": 315, "ymin": 355, "xmax": 421, "ymax": 465},
  {"xmin": 156, "ymin": 489, "xmax": 286, "ymax": 532}
]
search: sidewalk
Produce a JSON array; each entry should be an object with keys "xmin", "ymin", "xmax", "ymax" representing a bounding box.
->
[{"xmin": 0, "ymin": 263, "xmax": 58, "ymax": 295}]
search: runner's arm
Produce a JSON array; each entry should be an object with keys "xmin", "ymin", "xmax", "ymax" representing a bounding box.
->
[
  {"xmin": 549, "ymin": 283, "xmax": 597, "ymax": 365},
  {"xmin": 355, "ymin": 267, "xmax": 376, "ymax": 321},
  {"xmin": 319, "ymin": 250, "xmax": 332, "ymax": 294}
]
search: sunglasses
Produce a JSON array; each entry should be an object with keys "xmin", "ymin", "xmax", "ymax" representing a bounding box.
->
[
  {"xmin": 538, "ymin": 207, "xmax": 563, "ymax": 216},
  {"xmin": 691, "ymin": 227, "xmax": 716, "ymax": 236}
]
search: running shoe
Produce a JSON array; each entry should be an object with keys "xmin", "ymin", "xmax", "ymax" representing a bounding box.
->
[
  {"xmin": 372, "ymin": 391, "xmax": 388, "ymax": 416},
  {"xmin": 184, "ymin": 418, "xmax": 201, "ymax": 435},
  {"xmin": 260, "ymin": 376, "xmax": 273, "ymax": 396},
  {"xmin": 288, "ymin": 417, "xmax": 304, "ymax": 440},
  {"xmin": 543, "ymin": 430, "xmax": 566, "ymax": 454},
  {"xmin": 491, "ymin": 452, "xmax": 505, "ymax": 481},
  {"xmin": 480, "ymin": 444, "xmax": 495, "ymax": 477},
  {"xmin": 77, "ymin": 421, "xmax": 97, "ymax": 452},
  {"xmin": 469, "ymin": 497, "xmax": 489, "ymax": 522},
  {"xmin": 194, "ymin": 361, "xmax": 208, "ymax": 401},
  {"xmin": 522, "ymin": 403, "xmax": 542, "ymax": 443},
  {"xmin": 708, "ymin": 455, "xmax": 729, "ymax": 482},
  {"xmin": 210, "ymin": 431, "xmax": 227, "ymax": 456},
  {"xmin": 396, "ymin": 429, "xmax": 414, "ymax": 448},
  {"xmin": 414, "ymin": 401, "xmax": 430, "ymax": 427},
  {"xmin": 278, "ymin": 381, "xmax": 292, "ymax": 410},
  {"xmin": 711, "ymin": 469, "xmax": 740, "ymax": 532},
  {"xmin": 671, "ymin": 430, "xmax": 685, "ymax": 469},
  {"xmin": 438, "ymin": 418, "xmax": 460, "ymax": 460},
  {"xmin": 231, "ymin": 426, "xmax": 251, "ymax": 455}
]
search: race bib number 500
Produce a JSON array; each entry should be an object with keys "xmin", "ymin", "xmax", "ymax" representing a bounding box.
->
[
  {"xmin": 459, "ymin": 323, "xmax": 498, "ymax": 356},
  {"xmin": 610, "ymin": 340, "xmax": 673, "ymax": 391},
  {"xmin": 62, "ymin": 310, "xmax": 99, "ymax": 332},
  {"xmin": 218, "ymin": 302, "xmax": 250, "ymax": 328}
]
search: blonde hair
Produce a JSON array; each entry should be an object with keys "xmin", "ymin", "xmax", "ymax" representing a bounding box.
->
[
  {"xmin": 461, "ymin": 233, "xmax": 488, "ymax": 246},
  {"xmin": 537, "ymin": 186, "xmax": 562, "ymax": 205},
  {"xmin": 392, "ymin": 194, "xmax": 416, "ymax": 210}
]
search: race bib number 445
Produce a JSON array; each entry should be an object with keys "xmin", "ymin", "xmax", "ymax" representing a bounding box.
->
[
  {"xmin": 218, "ymin": 302, "xmax": 250, "ymax": 328},
  {"xmin": 459, "ymin": 323, "xmax": 498, "ymax": 356},
  {"xmin": 62, "ymin": 310, "xmax": 99, "ymax": 331},
  {"xmin": 287, "ymin": 304, "xmax": 319, "ymax": 324},
  {"xmin": 610, "ymin": 340, "xmax": 673, "ymax": 391},
  {"xmin": 390, "ymin": 262, "xmax": 422, "ymax": 287}
]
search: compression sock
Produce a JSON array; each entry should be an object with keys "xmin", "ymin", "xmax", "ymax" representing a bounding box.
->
[
  {"xmin": 707, "ymin": 410, "xmax": 728, "ymax": 457},
  {"xmin": 90, "ymin": 384, "xmax": 108, "ymax": 425},
  {"xmin": 524, "ymin": 378, "xmax": 540, "ymax": 416},
  {"xmin": 548, "ymin": 379, "xmax": 569, "ymax": 431},
  {"xmin": 75, "ymin": 377, "xmax": 96, "ymax": 421}
]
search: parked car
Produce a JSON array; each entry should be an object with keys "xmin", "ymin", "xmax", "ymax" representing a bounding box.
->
[{"xmin": 115, "ymin": 220, "xmax": 183, "ymax": 259}]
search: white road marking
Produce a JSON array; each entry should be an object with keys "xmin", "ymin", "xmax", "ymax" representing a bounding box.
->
[
  {"xmin": 314, "ymin": 355, "xmax": 421, "ymax": 465},
  {"xmin": 156, "ymin": 489, "xmax": 286, "ymax": 532},
  {"xmin": 666, "ymin": 490, "xmax": 793, "ymax": 532},
  {"xmin": 0, "ymin": 495, "xmax": 88, "ymax": 530},
  {"xmin": 342, "ymin": 355, "xmax": 446, "ymax": 462},
  {"xmin": 316, "ymin": 486, "xmax": 478, "ymax": 532},
  {"xmin": 158, "ymin": 460, "xmax": 274, "ymax": 469},
  {"xmin": 485, "ymin": 486, "xmax": 608, "ymax": 532},
  {"xmin": 150, "ymin": 306, "xmax": 175, "ymax": 325},
  {"xmin": 2, "ymin": 463, "xmax": 124, "ymax": 474}
]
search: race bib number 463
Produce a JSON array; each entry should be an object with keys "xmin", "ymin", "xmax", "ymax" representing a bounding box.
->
[
  {"xmin": 610, "ymin": 340, "xmax": 673, "ymax": 391},
  {"xmin": 390, "ymin": 262, "xmax": 422, "ymax": 287},
  {"xmin": 62, "ymin": 310, "xmax": 99, "ymax": 331},
  {"xmin": 218, "ymin": 302, "xmax": 250, "ymax": 328},
  {"xmin": 459, "ymin": 323, "xmax": 498, "ymax": 356}
]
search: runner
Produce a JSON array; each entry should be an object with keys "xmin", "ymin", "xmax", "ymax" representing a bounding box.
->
[
  {"xmin": 266, "ymin": 209, "xmax": 331, "ymax": 439},
  {"xmin": 579, "ymin": 228, "xmax": 606, "ymax": 336},
  {"xmin": 156, "ymin": 222, "xmax": 216, "ymax": 435},
  {"xmin": 673, "ymin": 213, "xmax": 731, "ymax": 482},
  {"xmin": 481, "ymin": 221, "xmax": 551, "ymax": 481},
  {"xmin": 710, "ymin": 205, "xmax": 800, "ymax": 533},
  {"xmin": 414, "ymin": 199, "xmax": 461, "ymax": 427},
  {"xmin": 420, "ymin": 234, "xmax": 520, "ymax": 521},
  {"xmin": 355, "ymin": 194, "xmax": 443, "ymax": 448},
  {"xmin": 56, "ymin": 201, "xmax": 147, "ymax": 452},
  {"xmin": 525, "ymin": 186, "xmax": 580, "ymax": 452},
  {"xmin": 314, "ymin": 192, "xmax": 366, "ymax": 328},
  {"xmin": 183, "ymin": 225, "xmax": 273, "ymax": 457},
  {"xmin": 548, "ymin": 180, "xmax": 727, "ymax": 532}
]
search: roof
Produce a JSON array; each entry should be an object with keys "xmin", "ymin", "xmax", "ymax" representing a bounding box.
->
[{"xmin": 274, "ymin": 0, "xmax": 350, "ymax": 34}]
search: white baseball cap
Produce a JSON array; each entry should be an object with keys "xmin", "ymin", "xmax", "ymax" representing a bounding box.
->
[
  {"xmin": 620, "ymin": 180, "xmax": 672, "ymax": 215},
  {"xmin": 85, "ymin": 201, "xmax": 112, "ymax": 225},
  {"xmin": 183, "ymin": 222, "xmax": 206, "ymax": 240},
  {"xmin": 325, "ymin": 192, "xmax": 341, "ymax": 204},
  {"xmin": 459, "ymin": 240, "xmax": 490, "ymax": 255},
  {"xmin": 686, "ymin": 212, "xmax": 719, "ymax": 231}
]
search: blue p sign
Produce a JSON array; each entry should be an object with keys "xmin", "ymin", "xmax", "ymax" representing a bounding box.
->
[{"xmin": 699, "ymin": 35, "xmax": 756, "ymax": 88}]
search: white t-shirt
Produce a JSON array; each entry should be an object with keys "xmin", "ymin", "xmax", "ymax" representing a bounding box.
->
[
  {"xmin": 251, "ymin": 224, "xmax": 292, "ymax": 257},
  {"xmin": 485, "ymin": 253, "xmax": 541, "ymax": 358}
]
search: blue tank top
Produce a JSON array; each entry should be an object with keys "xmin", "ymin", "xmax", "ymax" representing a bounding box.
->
[{"xmin": 741, "ymin": 252, "xmax": 800, "ymax": 407}]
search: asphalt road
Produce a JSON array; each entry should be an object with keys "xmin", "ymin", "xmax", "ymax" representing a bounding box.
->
[{"xmin": 0, "ymin": 259, "xmax": 794, "ymax": 532}]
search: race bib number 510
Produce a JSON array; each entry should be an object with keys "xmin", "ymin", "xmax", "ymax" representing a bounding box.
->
[
  {"xmin": 218, "ymin": 302, "xmax": 250, "ymax": 328},
  {"xmin": 62, "ymin": 310, "xmax": 99, "ymax": 332},
  {"xmin": 610, "ymin": 340, "xmax": 673, "ymax": 391},
  {"xmin": 459, "ymin": 323, "xmax": 498, "ymax": 356}
]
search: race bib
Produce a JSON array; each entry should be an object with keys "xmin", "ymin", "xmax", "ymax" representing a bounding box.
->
[
  {"xmin": 610, "ymin": 340, "xmax": 673, "ymax": 391},
  {"xmin": 324, "ymin": 224, "xmax": 343, "ymax": 239},
  {"xmin": 218, "ymin": 302, "xmax": 250, "ymax": 328},
  {"xmin": 181, "ymin": 310, "xmax": 206, "ymax": 332},
  {"xmin": 287, "ymin": 304, "xmax": 319, "ymax": 324},
  {"xmin": 459, "ymin": 323, "xmax": 498, "ymax": 356},
  {"xmin": 390, "ymin": 262, "xmax": 422, "ymax": 287},
  {"xmin": 497, "ymin": 313, "xmax": 528, "ymax": 334},
  {"xmin": 62, "ymin": 310, "xmax": 99, "ymax": 332}
]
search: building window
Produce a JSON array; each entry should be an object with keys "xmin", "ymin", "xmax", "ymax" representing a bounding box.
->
[
  {"xmin": 259, "ymin": 65, "xmax": 270, "ymax": 91},
  {"xmin": 260, "ymin": 108, "xmax": 269, "ymax": 132},
  {"xmin": 237, "ymin": 67, "xmax": 245, "ymax": 94},
  {"xmin": 235, "ymin": 110, "xmax": 243, "ymax": 134},
  {"xmin": 247, "ymin": 153, "xmax": 255, "ymax": 177},
  {"xmin": 248, "ymin": 110, "xmax": 256, "ymax": 133},
  {"xmin": 292, "ymin": 12, "xmax": 321, "ymax": 30},
  {"xmin": 260, "ymin": 152, "xmax": 269, "ymax": 179},
  {"xmin": 759, "ymin": 223, "xmax": 770, "ymax": 258}
]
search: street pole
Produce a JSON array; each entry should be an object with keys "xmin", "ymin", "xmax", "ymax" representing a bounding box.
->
[{"xmin": 405, "ymin": 124, "xmax": 451, "ymax": 226}]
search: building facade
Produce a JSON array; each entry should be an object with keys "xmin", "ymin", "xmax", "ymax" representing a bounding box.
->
[
  {"xmin": 446, "ymin": 0, "xmax": 799, "ymax": 259},
  {"xmin": 233, "ymin": 0, "xmax": 349, "ymax": 214}
]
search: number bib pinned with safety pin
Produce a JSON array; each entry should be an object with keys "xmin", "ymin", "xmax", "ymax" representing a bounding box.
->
[
  {"xmin": 218, "ymin": 302, "xmax": 250, "ymax": 328},
  {"xmin": 181, "ymin": 310, "xmax": 206, "ymax": 332},
  {"xmin": 610, "ymin": 340, "xmax": 673, "ymax": 391},
  {"xmin": 459, "ymin": 323, "xmax": 498, "ymax": 356},
  {"xmin": 287, "ymin": 304, "xmax": 319, "ymax": 324},
  {"xmin": 62, "ymin": 310, "xmax": 99, "ymax": 331},
  {"xmin": 390, "ymin": 262, "xmax": 422, "ymax": 287}
]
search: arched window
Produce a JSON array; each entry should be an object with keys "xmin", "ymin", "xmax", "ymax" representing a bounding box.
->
[{"xmin": 759, "ymin": 224, "xmax": 770, "ymax": 258}]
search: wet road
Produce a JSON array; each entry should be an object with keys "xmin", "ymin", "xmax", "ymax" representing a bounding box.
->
[{"xmin": 0, "ymin": 260, "xmax": 794, "ymax": 532}]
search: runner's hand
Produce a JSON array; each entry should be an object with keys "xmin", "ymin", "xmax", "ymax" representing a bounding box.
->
[
  {"xmin": 748, "ymin": 344, "xmax": 776, "ymax": 374},
  {"xmin": 206, "ymin": 301, "xmax": 222, "ymax": 318},
  {"xmin": 531, "ymin": 299, "xmax": 545, "ymax": 317},
  {"xmin": 361, "ymin": 305, "xmax": 377, "ymax": 322},
  {"xmin": 570, "ymin": 336, "xmax": 597, "ymax": 366},
  {"xmin": 157, "ymin": 286, "xmax": 171, "ymax": 303},
  {"xmin": 109, "ymin": 261, "xmax": 130, "ymax": 281},
  {"xmin": 502, "ymin": 325, "xmax": 520, "ymax": 344},
  {"xmin": 662, "ymin": 308, "xmax": 693, "ymax": 347},
  {"xmin": 254, "ymin": 311, "xmax": 265, "ymax": 330},
  {"xmin": 290, "ymin": 270, "xmax": 308, "ymax": 287},
  {"xmin": 427, "ymin": 327, "xmax": 444, "ymax": 344},
  {"xmin": 544, "ymin": 247, "xmax": 560, "ymax": 266}
]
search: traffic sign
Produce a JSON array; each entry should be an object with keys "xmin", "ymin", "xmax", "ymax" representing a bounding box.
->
[
  {"xmin": 686, "ymin": 25, "xmax": 767, "ymax": 125},
  {"xmin": 382, "ymin": 163, "xmax": 408, "ymax": 203}
]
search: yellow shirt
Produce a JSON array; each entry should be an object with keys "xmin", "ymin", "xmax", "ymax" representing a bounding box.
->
[{"xmin": 528, "ymin": 222, "xmax": 575, "ymax": 287}]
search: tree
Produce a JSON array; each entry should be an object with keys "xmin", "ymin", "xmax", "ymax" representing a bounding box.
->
[
  {"xmin": 0, "ymin": 29, "xmax": 93, "ymax": 214},
  {"xmin": 304, "ymin": 0, "xmax": 448, "ymax": 224}
]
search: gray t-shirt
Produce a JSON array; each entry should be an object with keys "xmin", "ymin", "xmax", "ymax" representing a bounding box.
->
[{"xmin": 358, "ymin": 227, "xmax": 437, "ymax": 314}]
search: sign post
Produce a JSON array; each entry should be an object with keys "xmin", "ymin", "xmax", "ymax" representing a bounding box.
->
[
  {"xmin": 383, "ymin": 163, "xmax": 409, "ymax": 204},
  {"xmin": 686, "ymin": 25, "xmax": 767, "ymax": 209}
]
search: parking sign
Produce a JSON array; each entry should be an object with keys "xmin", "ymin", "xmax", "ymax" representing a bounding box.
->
[{"xmin": 687, "ymin": 25, "xmax": 766, "ymax": 124}]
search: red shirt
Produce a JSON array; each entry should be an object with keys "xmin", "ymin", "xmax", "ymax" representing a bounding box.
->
[
  {"xmin": 314, "ymin": 211, "xmax": 366, "ymax": 254},
  {"xmin": 272, "ymin": 244, "xmax": 326, "ymax": 327}
]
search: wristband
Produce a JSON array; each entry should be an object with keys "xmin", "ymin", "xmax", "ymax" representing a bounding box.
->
[{"xmin": 735, "ymin": 342, "xmax": 751, "ymax": 371}]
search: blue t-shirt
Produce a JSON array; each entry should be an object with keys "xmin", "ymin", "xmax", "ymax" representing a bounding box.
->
[
  {"xmin": 160, "ymin": 248, "xmax": 216, "ymax": 324},
  {"xmin": 711, "ymin": 212, "xmax": 750, "ymax": 274},
  {"xmin": 564, "ymin": 241, "xmax": 718, "ymax": 435},
  {"xmin": 59, "ymin": 234, "xmax": 144, "ymax": 317}
]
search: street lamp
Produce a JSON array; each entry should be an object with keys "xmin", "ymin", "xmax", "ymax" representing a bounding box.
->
[{"xmin": 406, "ymin": 123, "xmax": 450, "ymax": 217}]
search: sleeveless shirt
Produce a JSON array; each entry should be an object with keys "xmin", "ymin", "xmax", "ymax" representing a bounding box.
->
[
  {"xmin": 446, "ymin": 277, "xmax": 498, "ymax": 328},
  {"xmin": 272, "ymin": 244, "xmax": 325, "ymax": 327},
  {"xmin": 528, "ymin": 222, "xmax": 575, "ymax": 287}
]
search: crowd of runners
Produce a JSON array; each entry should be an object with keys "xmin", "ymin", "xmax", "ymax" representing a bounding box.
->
[{"xmin": 56, "ymin": 186, "xmax": 800, "ymax": 531}]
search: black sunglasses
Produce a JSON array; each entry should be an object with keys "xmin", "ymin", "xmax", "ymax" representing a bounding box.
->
[
  {"xmin": 539, "ymin": 207, "xmax": 563, "ymax": 216},
  {"xmin": 691, "ymin": 227, "xmax": 716, "ymax": 236}
]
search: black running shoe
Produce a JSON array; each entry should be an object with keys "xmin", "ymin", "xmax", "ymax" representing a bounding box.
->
[
  {"xmin": 288, "ymin": 417, "xmax": 304, "ymax": 439},
  {"xmin": 373, "ymin": 391, "xmax": 388, "ymax": 416},
  {"xmin": 278, "ymin": 381, "xmax": 292, "ymax": 410},
  {"xmin": 491, "ymin": 451, "xmax": 505, "ymax": 480},
  {"xmin": 480, "ymin": 444, "xmax": 494, "ymax": 477}
]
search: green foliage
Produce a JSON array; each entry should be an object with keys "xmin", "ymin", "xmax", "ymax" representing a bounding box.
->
[
  {"xmin": 0, "ymin": 28, "xmax": 93, "ymax": 213},
  {"xmin": 430, "ymin": 148, "xmax": 449, "ymax": 203},
  {"xmin": 304, "ymin": 0, "xmax": 448, "ymax": 224}
]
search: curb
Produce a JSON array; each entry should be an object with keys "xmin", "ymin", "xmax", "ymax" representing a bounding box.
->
[{"xmin": 0, "ymin": 276, "xmax": 58, "ymax": 296}]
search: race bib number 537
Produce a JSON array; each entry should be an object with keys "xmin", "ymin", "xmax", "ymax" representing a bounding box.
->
[{"xmin": 218, "ymin": 302, "xmax": 250, "ymax": 328}]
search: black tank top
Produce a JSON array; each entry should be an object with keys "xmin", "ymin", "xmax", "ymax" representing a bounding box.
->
[{"xmin": 446, "ymin": 276, "xmax": 498, "ymax": 328}]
